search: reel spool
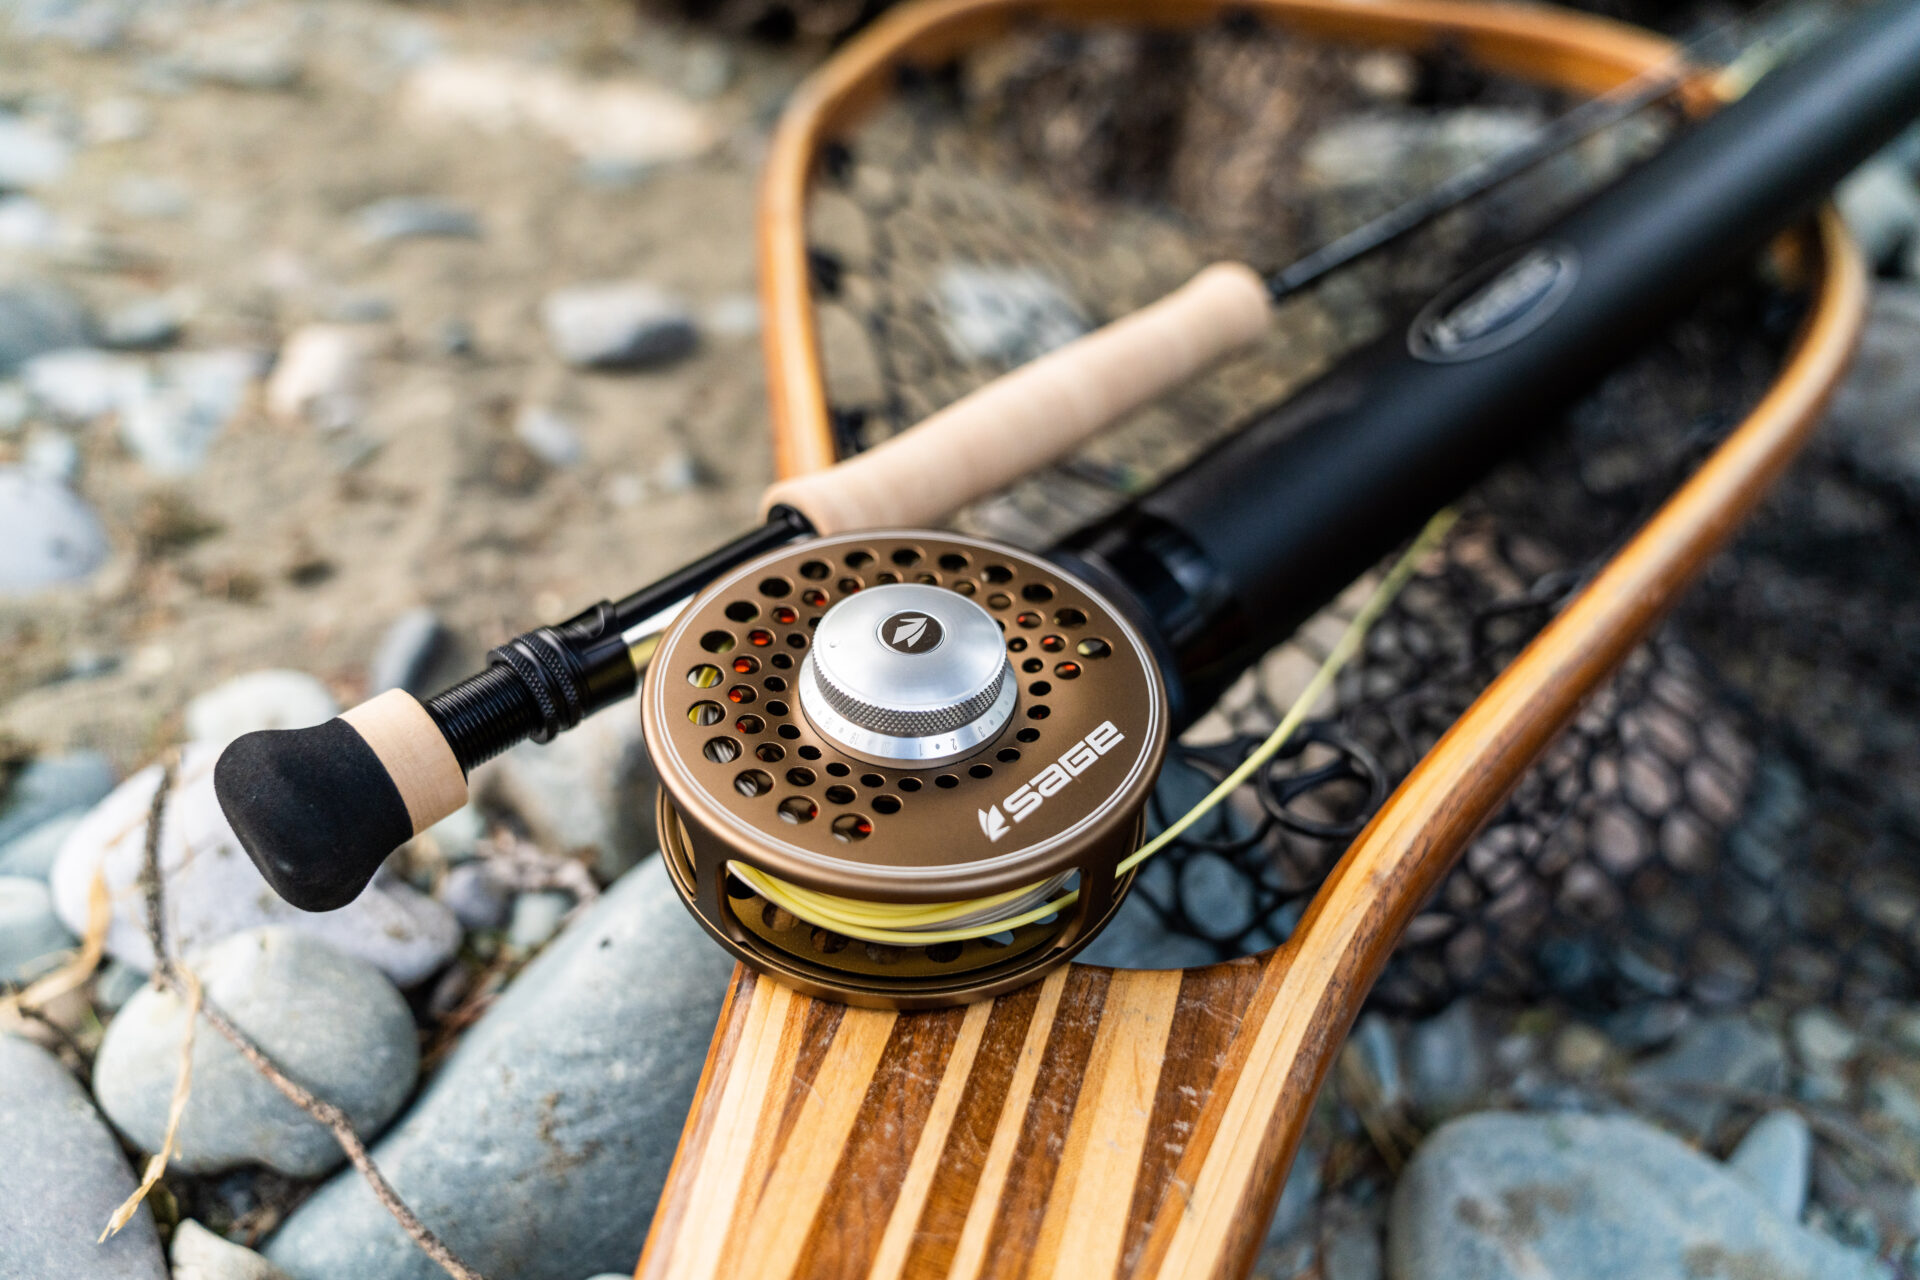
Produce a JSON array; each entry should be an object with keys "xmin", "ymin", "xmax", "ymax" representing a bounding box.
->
[{"xmin": 646, "ymin": 530, "xmax": 1168, "ymax": 1008}]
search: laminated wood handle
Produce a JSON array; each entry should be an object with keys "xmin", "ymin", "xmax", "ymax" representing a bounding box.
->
[{"xmin": 761, "ymin": 262, "xmax": 1274, "ymax": 534}]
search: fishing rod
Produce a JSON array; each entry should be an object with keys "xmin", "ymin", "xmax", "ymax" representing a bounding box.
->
[{"xmin": 217, "ymin": 0, "xmax": 1920, "ymax": 999}]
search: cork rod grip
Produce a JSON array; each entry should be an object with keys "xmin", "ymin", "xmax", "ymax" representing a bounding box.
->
[{"xmin": 762, "ymin": 262, "xmax": 1274, "ymax": 534}]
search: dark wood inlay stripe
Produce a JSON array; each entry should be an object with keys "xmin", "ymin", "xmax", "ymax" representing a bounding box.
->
[
  {"xmin": 902, "ymin": 982, "xmax": 1044, "ymax": 1279},
  {"xmin": 1117, "ymin": 959, "xmax": 1264, "ymax": 1278},
  {"xmin": 978, "ymin": 966, "xmax": 1114, "ymax": 1280},
  {"xmin": 791, "ymin": 1007, "xmax": 968, "ymax": 1278},
  {"xmin": 766, "ymin": 995, "xmax": 850, "ymax": 1186}
]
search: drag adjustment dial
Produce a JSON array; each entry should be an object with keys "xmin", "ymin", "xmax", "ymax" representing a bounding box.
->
[{"xmin": 799, "ymin": 583, "xmax": 1015, "ymax": 766}]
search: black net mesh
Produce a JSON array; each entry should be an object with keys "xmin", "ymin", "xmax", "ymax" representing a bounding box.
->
[{"xmin": 799, "ymin": 17, "xmax": 1920, "ymax": 1012}]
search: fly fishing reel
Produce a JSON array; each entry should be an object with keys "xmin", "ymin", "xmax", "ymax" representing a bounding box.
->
[{"xmin": 645, "ymin": 531, "xmax": 1168, "ymax": 1008}]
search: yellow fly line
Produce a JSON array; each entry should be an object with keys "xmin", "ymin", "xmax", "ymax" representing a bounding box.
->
[{"xmin": 732, "ymin": 508, "xmax": 1461, "ymax": 947}]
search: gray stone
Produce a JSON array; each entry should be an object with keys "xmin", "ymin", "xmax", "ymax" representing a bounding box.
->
[
  {"xmin": 420, "ymin": 803, "xmax": 484, "ymax": 864},
  {"xmin": 1406, "ymin": 1000, "xmax": 1487, "ymax": 1119},
  {"xmin": 0, "ymin": 874, "xmax": 75, "ymax": 982},
  {"xmin": 1177, "ymin": 849, "xmax": 1257, "ymax": 939},
  {"xmin": 184, "ymin": 669, "xmax": 339, "ymax": 744},
  {"xmin": 51, "ymin": 746, "xmax": 461, "ymax": 987},
  {"xmin": 0, "ymin": 810, "xmax": 84, "ymax": 880},
  {"xmin": 0, "ymin": 467, "xmax": 109, "ymax": 594},
  {"xmin": 1791, "ymin": 1008, "xmax": 1860, "ymax": 1069},
  {"xmin": 120, "ymin": 347, "xmax": 265, "ymax": 474},
  {"xmin": 0, "ymin": 1037, "xmax": 167, "ymax": 1280},
  {"xmin": 1347, "ymin": 1013, "xmax": 1404, "ymax": 1111},
  {"xmin": 13, "ymin": 0, "xmax": 128, "ymax": 52},
  {"xmin": 24, "ymin": 426, "xmax": 79, "ymax": 482},
  {"xmin": 94, "ymin": 928, "xmax": 418, "ymax": 1177},
  {"xmin": 101, "ymin": 295, "xmax": 185, "ymax": 350},
  {"xmin": 1726, "ymin": 1109, "xmax": 1812, "ymax": 1220},
  {"xmin": 171, "ymin": 34, "xmax": 304, "ymax": 91},
  {"xmin": 1837, "ymin": 160, "xmax": 1920, "ymax": 270},
  {"xmin": 110, "ymin": 174, "xmax": 193, "ymax": 221},
  {"xmin": 0, "ymin": 749, "xmax": 113, "ymax": 851},
  {"xmin": 0, "ymin": 110, "xmax": 72, "ymax": 189},
  {"xmin": 652, "ymin": 447, "xmax": 706, "ymax": 493},
  {"xmin": 171, "ymin": 1219, "xmax": 292, "ymax": 1280},
  {"xmin": 369, "ymin": 607, "xmax": 448, "ymax": 696},
  {"xmin": 85, "ymin": 96, "xmax": 151, "ymax": 145},
  {"xmin": 489, "ymin": 707, "xmax": 658, "ymax": 881},
  {"xmin": 1268, "ymin": 1139, "xmax": 1323, "ymax": 1242},
  {"xmin": 438, "ymin": 862, "xmax": 509, "ymax": 931},
  {"xmin": 0, "ymin": 192, "xmax": 62, "ymax": 249},
  {"xmin": 95, "ymin": 959, "xmax": 150, "ymax": 1012},
  {"xmin": 265, "ymin": 857, "xmax": 737, "ymax": 1280},
  {"xmin": 1626, "ymin": 1014, "xmax": 1786, "ymax": 1138},
  {"xmin": 353, "ymin": 196, "xmax": 481, "ymax": 244},
  {"xmin": 0, "ymin": 380, "xmax": 26, "ymax": 432},
  {"xmin": 1303, "ymin": 108, "xmax": 1540, "ymax": 192},
  {"xmin": 936, "ymin": 264, "xmax": 1086, "ymax": 365},
  {"xmin": 541, "ymin": 281, "xmax": 697, "ymax": 369},
  {"xmin": 1389, "ymin": 1112, "xmax": 1879, "ymax": 1280},
  {"xmin": 514, "ymin": 403, "xmax": 583, "ymax": 467},
  {"xmin": 506, "ymin": 889, "xmax": 572, "ymax": 949},
  {"xmin": 1828, "ymin": 289, "xmax": 1920, "ymax": 502},
  {"xmin": 0, "ymin": 280, "xmax": 92, "ymax": 374},
  {"xmin": 1324, "ymin": 1213, "xmax": 1384, "ymax": 1280},
  {"xmin": 21, "ymin": 346, "xmax": 146, "ymax": 419}
]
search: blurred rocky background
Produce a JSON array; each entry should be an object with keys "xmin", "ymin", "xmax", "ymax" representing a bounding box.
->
[{"xmin": 0, "ymin": 1, "xmax": 1916, "ymax": 1279}]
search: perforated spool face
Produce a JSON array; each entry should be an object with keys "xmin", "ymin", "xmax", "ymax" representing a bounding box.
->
[{"xmin": 646, "ymin": 530, "xmax": 1169, "ymax": 1005}]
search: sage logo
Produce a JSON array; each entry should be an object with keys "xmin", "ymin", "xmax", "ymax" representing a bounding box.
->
[
  {"xmin": 1408, "ymin": 244, "xmax": 1579, "ymax": 364},
  {"xmin": 880, "ymin": 612, "xmax": 943, "ymax": 654},
  {"xmin": 977, "ymin": 720, "xmax": 1126, "ymax": 842}
]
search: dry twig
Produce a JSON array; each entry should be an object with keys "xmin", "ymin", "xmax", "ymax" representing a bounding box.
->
[{"xmin": 131, "ymin": 751, "xmax": 490, "ymax": 1280}]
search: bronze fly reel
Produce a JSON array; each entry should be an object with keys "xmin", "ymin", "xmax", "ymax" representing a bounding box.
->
[{"xmin": 646, "ymin": 531, "xmax": 1168, "ymax": 1008}]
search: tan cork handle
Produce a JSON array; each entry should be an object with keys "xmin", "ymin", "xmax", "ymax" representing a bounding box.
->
[{"xmin": 762, "ymin": 262, "xmax": 1274, "ymax": 534}]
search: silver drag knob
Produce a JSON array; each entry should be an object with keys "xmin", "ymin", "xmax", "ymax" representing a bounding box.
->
[{"xmin": 799, "ymin": 583, "xmax": 1015, "ymax": 766}]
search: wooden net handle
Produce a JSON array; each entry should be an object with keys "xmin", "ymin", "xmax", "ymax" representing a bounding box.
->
[{"xmin": 759, "ymin": 262, "xmax": 1273, "ymax": 534}]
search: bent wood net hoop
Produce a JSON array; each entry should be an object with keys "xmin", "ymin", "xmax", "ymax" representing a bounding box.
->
[{"xmin": 639, "ymin": 1, "xmax": 1874, "ymax": 1276}]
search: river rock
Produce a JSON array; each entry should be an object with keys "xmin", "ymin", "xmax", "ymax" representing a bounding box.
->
[
  {"xmin": 0, "ymin": 810, "xmax": 84, "ymax": 880},
  {"xmin": 0, "ymin": 748, "xmax": 115, "ymax": 850},
  {"xmin": 936, "ymin": 264, "xmax": 1086, "ymax": 365},
  {"xmin": 101, "ymin": 295, "xmax": 186, "ymax": 350},
  {"xmin": 0, "ymin": 874, "xmax": 75, "ymax": 981},
  {"xmin": 0, "ymin": 1036, "xmax": 168, "ymax": 1280},
  {"xmin": 1625, "ymin": 1013, "xmax": 1786, "ymax": 1139},
  {"xmin": 1390, "ymin": 1112, "xmax": 1878, "ymax": 1280},
  {"xmin": 488, "ymin": 706, "xmax": 658, "ymax": 880},
  {"xmin": 1828, "ymin": 287, "xmax": 1920, "ymax": 503},
  {"xmin": 353, "ymin": 196, "xmax": 480, "ymax": 244},
  {"xmin": 266, "ymin": 325, "xmax": 373, "ymax": 430},
  {"xmin": 50, "ymin": 746, "xmax": 461, "ymax": 987},
  {"xmin": 438, "ymin": 861, "xmax": 509, "ymax": 931},
  {"xmin": 514, "ymin": 403, "xmax": 584, "ymax": 466},
  {"xmin": 21, "ymin": 347, "xmax": 146, "ymax": 419},
  {"xmin": 1836, "ymin": 160, "xmax": 1920, "ymax": 271},
  {"xmin": 540, "ymin": 281, "xmax": 697, "ymax": 369},
  {"xmin": 401, "ymin": 56, "xmax": 716, "ymax": 169},
  {"xmin": 0, "ymin": 466, "xmax": 110, "ymax": 594},
  {"xmin": 0, "ymin": 110, "xmax": 73, "ymax": 189},
  {"xmin": 94, "ymin": 927, "xmax": 418, "ymax": 1177},
  {"xmin": 368, "ymin": 607, "xmax": 447, "ymax": 695},
  {"xmin": 1726, "ymin": 1109, "xmax": 1812, "ymax": 1220},
  {"xmin": 0, "ymin": 279, "xmax": 93, "ymax": 373},
  {"xmin": 184, "ymin": 669, "xmax": 340, "ymax": 744},
  {"xmin": 172, "ymin": 1219, "xmax": 293, "ymax": 1280},
  {"xmin": 1406, "ymin": 1000, "xmax": 1488, "ymax": 1119},
  {"xmin": 505, "ymin": 889, "xmax": 571, "ymax": 949},
  {"xmin": 264, "ymin": 857, "xmax": 736, "ymax": 1280}
]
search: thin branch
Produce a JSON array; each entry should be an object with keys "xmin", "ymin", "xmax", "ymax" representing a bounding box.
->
[{"xmin": 134, "ymin": 750, "xmax": 489, "ymax": 1280}]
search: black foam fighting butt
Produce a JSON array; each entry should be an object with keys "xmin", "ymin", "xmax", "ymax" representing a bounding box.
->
[{"xmin": 214, "ymin": 719, "xmax": 414, "ymax": 913}]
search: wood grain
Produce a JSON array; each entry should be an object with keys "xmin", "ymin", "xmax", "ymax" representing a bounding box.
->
[{"xmin": 633, "ymin": 4, "xmax": 1870, "ymax": 1278}]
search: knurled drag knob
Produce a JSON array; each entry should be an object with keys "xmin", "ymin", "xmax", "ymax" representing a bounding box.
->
[{"xmin": 800, "ymin": 582, "xmax": 1015, "ymax": 766}]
